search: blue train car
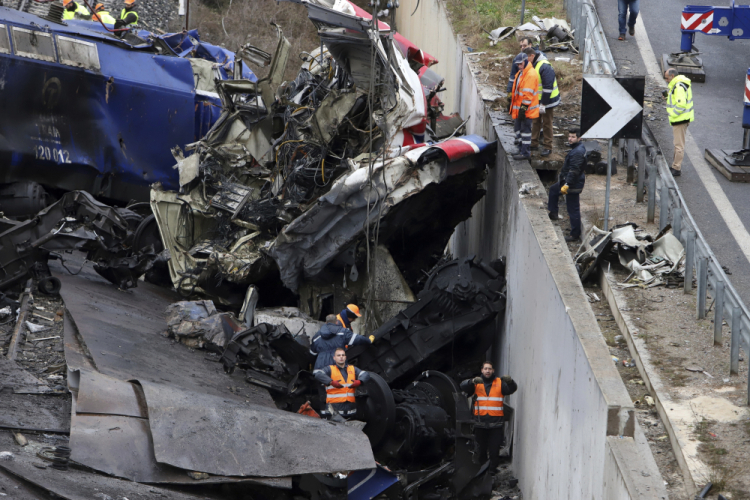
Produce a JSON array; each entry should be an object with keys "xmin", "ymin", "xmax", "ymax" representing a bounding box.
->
[{"xmin": 0, "ymin": 7, "xmax": 254, "ymax": 214}]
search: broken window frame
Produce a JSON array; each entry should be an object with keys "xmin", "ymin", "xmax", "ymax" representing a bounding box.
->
[
  {"xmin": 56, "ymin": 35, "xmax": 101, "ymax": 71},
  {"xmin": 0, "ymin": 25, "xmax": 10, "ymax": 55},
  {"xmin": 11, "ymin": 27, "xmax": 56, "ymax": 63}
]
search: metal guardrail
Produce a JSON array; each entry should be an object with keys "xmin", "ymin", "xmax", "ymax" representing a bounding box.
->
[
  {"xmin": 565, "ymin": 0, "xmax": 750, "ymax": 401},
  {"xmin": 564, "ymin": 0, "xmax": 616, "ymax": 75}
]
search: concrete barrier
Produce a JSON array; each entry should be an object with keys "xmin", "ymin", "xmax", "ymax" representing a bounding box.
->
[{"xmin": 396, "ymin": 2, "xmax": 668, "ymax": 498}]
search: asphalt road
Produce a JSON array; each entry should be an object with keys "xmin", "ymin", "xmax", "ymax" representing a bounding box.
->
[{"xmin": 594, "ymin": 0, "xmax": 750, "ymax": 306}]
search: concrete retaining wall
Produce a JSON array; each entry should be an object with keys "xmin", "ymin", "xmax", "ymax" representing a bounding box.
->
[{"xmin": 396, "ymin": 2, "xmax": 667, "ymax": 498}]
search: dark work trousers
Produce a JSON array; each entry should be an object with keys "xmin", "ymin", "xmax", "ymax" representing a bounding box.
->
[
  {"xmin": 548, "ymin": 175, "xmax": 585, "ymax": 238},
  {"xmin": 475, "ymin": 426, "xmax": 505, "ymax": 469},
  {"xmin": 514, "ymin": 115, "xmax": 532, "ymax": 157}
]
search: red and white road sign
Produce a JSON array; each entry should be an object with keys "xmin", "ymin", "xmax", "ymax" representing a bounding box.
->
[
  {"xmin": 744, "ymin": 75, "xmax": 750, "ymax": 104},
  {"xmin": 681, "ymin": 11, "xmax": 714, "ymax": 32}
]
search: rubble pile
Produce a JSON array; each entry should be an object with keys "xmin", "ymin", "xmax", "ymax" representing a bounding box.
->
[
  {"xmin": 575, "ymin": 222, "xmax": 686, "ymax": 287},
  {"xmin": 0, "ymin": 0, "xmax": 521, "ymax": 498}
]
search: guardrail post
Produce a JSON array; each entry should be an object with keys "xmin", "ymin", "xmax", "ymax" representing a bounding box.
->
[
  {"xmin": 637, "ymin": 145, "xmax": 646, "ymax": 203},
  {"xmin": 697, "ymin": 257, "xmax": 708, "ymax": 319},
  {"xmin": 673, "ymin": 207, "xmax": 682, "ymax": 241},
  {"xmin": 647, "ymin": 161, "xmax": 656, "ymax": 222},
  {"xmin": 731, "ymin": 305, "xmax": 740, "ymax": 375},
  {"xmin": 627, "ymin": 139, "xmax": 635, "ymax": 183},
  {"xmin": 617, "ymin": 138, "xmax": 625, "ymax": 166},
  {"xmin": 684, "ymin": 229, "xmax": 695, "ymax": 292},
  {"xmin": 659, "ymin": 184, "xmax": 669, "ymax": 231},
  {"xmin": 714, "ymin": 280, "xmax": 725, "ymax": 345}
]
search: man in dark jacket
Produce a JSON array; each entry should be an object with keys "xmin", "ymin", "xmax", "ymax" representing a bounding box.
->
[
  {"xmin": 310, "ymin": 315, "xmax": 373, "ymax": 370},
  {"xmin": 548, "ymin": 128, "xmax": 586, "ymax": 242},
  {"xmin": 314, "ymin": 348, "xmax": 371, "ymax": 420},
  {"xmin": 460, "ymin": 361, "xmax": 517, "ymax": 470}
]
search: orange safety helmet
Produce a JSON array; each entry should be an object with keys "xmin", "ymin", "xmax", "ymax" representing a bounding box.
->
[
  {"xmin": 124, "ymin": 0, "xmax": 136, "ymax": 6},
  {"xmin": 93, "ymin": 3, "xmax": 104, "ymax": 11},
  {"xmin": 62, "ymin": 0, "xmax": 73, "ymax": 6},
  {"xmin": 346, "ymin": 304, "xmax": 362, "ymax": 317}
]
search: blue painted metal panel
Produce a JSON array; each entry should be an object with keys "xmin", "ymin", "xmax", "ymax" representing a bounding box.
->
[{"xmin": 0, "ymin": 6, "xmax": 255, "ymax": 202}]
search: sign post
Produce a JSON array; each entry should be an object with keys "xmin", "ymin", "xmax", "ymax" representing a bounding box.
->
[{"xmin": 580, "ymin": 76, "xmax": 645, "ymax": 231}]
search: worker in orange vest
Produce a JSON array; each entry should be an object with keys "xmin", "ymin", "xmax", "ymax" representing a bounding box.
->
[
  {"xmin": 314, "ymin": 347, "xmax": 370, "ymax": 420},
  {"xmin": 336, "ymin": 303, "xmax": 362, "ymax": 330},
  {"xmin": 461, "ymin": 361, "xmax": 517, "ymax": 470},
  {"xmin": 510, "ymin": 47, "xmax": 541, "ymax": 161}
]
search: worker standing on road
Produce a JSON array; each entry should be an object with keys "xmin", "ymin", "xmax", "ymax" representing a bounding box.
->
[
  {"xmin": 618, "ymin": 0, "xmax": 640, "ymax": 41},
  {"xmin": 314, "ymin": 348, "xmax": 370, "ymax": 420},
  {"xmin": 310, "ymin": 314, "xmax": 373, "ymax": 371},
  {"xmin": 663, "ymin": 69, "xmax": 694, "ymax": 177},
  {"xmin": 510, "ymin": 47, "xmax": 540, "ymax": 161},
  {"xmin": 336, "ymin": 304, "xmax": 362, "ymax": 330},
  {"xmin": 548, "ymin": 128, "xmax": 586, "ymax": 242},
  {"xmin": 115, "ymin": 0, "xmax": 138, "ymax": 28},
  {"xmin": 62, "ymin": 0, "xmax": 90, "ymax": 20},
  {"xmin": 529, "ymin": 51, "xmax": 560, "ymax": 157},
  {"xmin": 461, "ymin": 362, "xmax": 517, "ymax": 471},
  {"xmin": 91, "ymin": 3, "xmax": 116, "ymax": 24}
]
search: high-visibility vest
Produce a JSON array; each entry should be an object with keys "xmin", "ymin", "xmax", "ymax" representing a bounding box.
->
[
  {"xmin": 326, "ymin": 365, "xmax": 357, "ymax": 404},
  {"xmin": 120, "ymin": 8, "xmax": 139, "ymax": 25},
  {"xmin": 473, "ymin": 378, "xmax": 504, "ymax": 417},
  {"xmin": 336, "ymin": 313, "xmax": 350, "ymax": 330},
  {"xmin": 63, "ymin": 3, "xmax": 89, "ymax": 19},
  {"xmin": 511, "ymin": 63, "xmax": 540, "ymax": 120},
  {"xmin": 666, "ymin": 75, "xmax": 694, "ymax": 125},
  {"xmin": 92, "ymin": 10, "xmax": 116, "ymax": 24},
  {"xmin": 535, "ymin": 59, "xmax": 560, "ymax": 105}
]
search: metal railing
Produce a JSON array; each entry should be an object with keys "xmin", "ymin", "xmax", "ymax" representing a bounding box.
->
[
  {"xmin": 564, "ymin": 0, "xmax": 617, "ymax": 75},
  {"xmin": 564, "ymin": 0, "xmax": 750, "ymax": 401}
]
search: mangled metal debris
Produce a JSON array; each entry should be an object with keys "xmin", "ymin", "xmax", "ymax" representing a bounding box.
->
[{"xmin": 575, "ymin": 223, "xmax": 686, "ymax": 287}]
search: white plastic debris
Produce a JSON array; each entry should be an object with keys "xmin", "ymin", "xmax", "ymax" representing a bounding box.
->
[
  {"xmin": 0, "ymin": 452, "xmax": 14, "ymax": 461},
  {"xmin": 25, "ymin": 321, "xmax": 47, "ymax": 333},
  {"xmin": 0, "ymin": 306, "xmax": 11, "ymax": 318}
]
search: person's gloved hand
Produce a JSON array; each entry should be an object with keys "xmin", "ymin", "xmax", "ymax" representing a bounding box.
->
[
  {"xmin": 350, "ymin": 380, "xmax": 362, "ymax": 388},
  {"xmin": 369, "ymin": 335, "xmax": 375, "ymax": 342},
  {"xmin": 472, "ymin": 377, "xmax": 483, "ymax": 385},
  {"xmin": 501, "ymin": 375, "xmax": 512, "ymax": 383},
  {"xmin": 560, "ymin": 184, "xmax": 569, "ymax": 195},
  {"xmin": 539, "ymin": 104, "xmax": 546, "ymax": 114},
  {"xmin": 330, "ymin": 380, "xmax": 343, "ymax": 388},
  {"xmin": 662, "ymin": 89, "xmax": 669, "ymax": 98},
  {"xmin": 520, "ymin": 105, "xmax": 528, "ymax": 112}
]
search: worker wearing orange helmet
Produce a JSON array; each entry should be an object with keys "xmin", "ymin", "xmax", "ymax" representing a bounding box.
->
[
  {"xmin": 91, "ymin": 3, "xmax": 116, "ymax": 24},
  {"xmin": 62, "ymin": 0, "xmax": 90, "ymax": 20},
  {"xmin": 336, "ymin": 304, "xmax": 362, "ymax": 330},
  {"xmin": 114, "ymin": 0, "xmax": 138, "ymax": 28}
]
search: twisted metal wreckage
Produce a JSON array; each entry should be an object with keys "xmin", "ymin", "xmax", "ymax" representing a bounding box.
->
[{"xmin": 0, "ymin": 0, "xmax": 513, "ymax": 497}]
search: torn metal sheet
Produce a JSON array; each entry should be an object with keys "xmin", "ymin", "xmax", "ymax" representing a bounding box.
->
[
  {"xmin": 54, "ymin": 262, "xmax": 273, "ymax": 406},
  {"xmin": 164, "ymin": 300, "xmax": 243, "ymax": 349},
  {"xmin": 652, "ymin": 233, "xmax": 685, "ymax": 271},
  {"xmin": 0, "ymin": 434, "xmax": 222, "ymax": 500},
  {"xmin": 76, "ymin": 369, "xmax": 146, "ymax": 418},
  {"xmin": 138, "ymin": 379, "xmax": 376, "ymax": 476}
]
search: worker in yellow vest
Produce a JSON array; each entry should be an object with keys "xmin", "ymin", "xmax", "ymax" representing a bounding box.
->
[
  {"xmin": 529, "ymin": 51, "xmax": 560, "ymax": 157},
  {"xmin": 314, "ymin": 347, "xmax": 370, "ymax": 420},
  {"xmin": 62, "ymin": 0, "xmax": 90, "ymax": 20},
  {"xmin": 114, "ymin": 0, "xmax": 138, "ymax": 28},
  {"xmin": 91, "ymin": 3, "xmax": 116, "ymax": 24},
  {"xmin": 461, "ymin": 361, "xmax": 517, "ymax": 470}
]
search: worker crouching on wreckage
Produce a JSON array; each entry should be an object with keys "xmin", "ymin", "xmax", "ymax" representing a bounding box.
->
[{"xmin": 461, "ymin": 362, "xmax": 518, "ymax": 470}]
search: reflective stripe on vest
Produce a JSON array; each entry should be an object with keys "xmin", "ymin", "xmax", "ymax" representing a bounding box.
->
[
  {"xmin": 120, "ymin": 7, "xmax": 139, "ymax": 24},
  {"xmin": 93, "ymin": 10, "xmax": 116, "ymax": 23},
  {"xmin": 535, "ymin": 59, "xmax": 559, "ymax": 100},
  {"xmin": 326, "ymin": 365, "xmax": 357, "ymax": 404},
  {"xmin": 473, "ymin": 378, "xmax": 504, "ymax": 417}
]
